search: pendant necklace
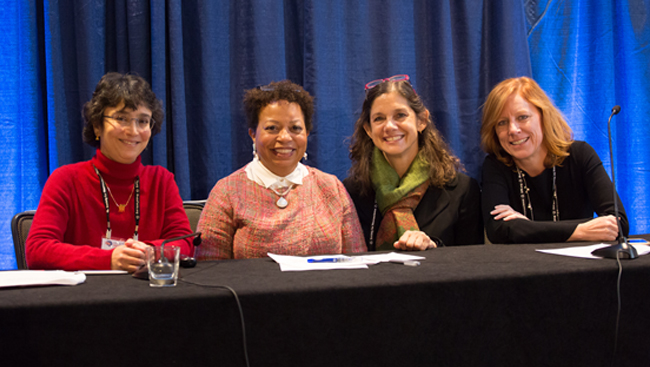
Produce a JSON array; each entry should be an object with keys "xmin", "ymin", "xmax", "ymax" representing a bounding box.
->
[
  {"xmin": 93, "ymin": 164, "xmax": 141, "ymax": 240},
  {"xmin": 106, "ymin": 183, "xmax": 135, "ymax": 213},
  {"xmin": 269, "ymin": 184, "xmax": 295, "ymax": 209},
  {"xmin": 94, "ymin": 165, "xmax": 135, "ymax": 213}
]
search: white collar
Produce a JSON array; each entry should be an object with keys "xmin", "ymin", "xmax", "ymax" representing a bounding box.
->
[{"xmin": 245, "ymin": 157, "xmax": 309, "ymax": 189}]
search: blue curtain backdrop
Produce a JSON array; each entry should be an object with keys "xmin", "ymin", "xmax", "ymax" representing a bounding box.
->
[
  {"xmin": 526, "ymin": 0, "xmax": 650, "ymax": 236},
  {"xmin": 0, "ymin": 0, "xmax": 648, "ymax": 270}
]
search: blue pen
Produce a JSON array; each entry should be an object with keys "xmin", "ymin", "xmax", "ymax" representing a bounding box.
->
[{"xmin": 307, "ymin": 257, "xmax": 351, "ymax": 263}]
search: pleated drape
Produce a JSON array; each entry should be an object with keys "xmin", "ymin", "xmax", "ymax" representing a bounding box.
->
[{"xmin": 1, "ymin": 0, "xmax": 648, "ymax": 270}]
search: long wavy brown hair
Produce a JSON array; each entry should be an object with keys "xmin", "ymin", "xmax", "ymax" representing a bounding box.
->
[
  {"xmin": 480, "ymin": 76, "xmax": 573, "ymax": 168},
  {"xmin": 348, "ymin": 79, "xmax": 461, "ymax": 195}
]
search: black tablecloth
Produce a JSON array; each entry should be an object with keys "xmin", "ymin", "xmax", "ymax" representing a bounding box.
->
[{"xmin": 2, "ymin": 241, "xmax": 650, "ymax": 367}]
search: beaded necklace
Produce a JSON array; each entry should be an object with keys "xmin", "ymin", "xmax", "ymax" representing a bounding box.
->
[{"xmin": 516, "ymin": 165, "xmax": 559, "ymax": 221}]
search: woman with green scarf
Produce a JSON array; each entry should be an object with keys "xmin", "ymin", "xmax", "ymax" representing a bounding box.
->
[{"xmin": 343, "ymin": 75, "xmax": 483, "ymax": 251}]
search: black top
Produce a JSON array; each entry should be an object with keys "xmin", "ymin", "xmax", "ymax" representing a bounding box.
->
[
  {"xmin": 343, "ymin": 172, "xmax": 483, "ymax": 249},
  {"xmin": 481, "ymin": 140, "xmax": 629, "ymax": 244}
]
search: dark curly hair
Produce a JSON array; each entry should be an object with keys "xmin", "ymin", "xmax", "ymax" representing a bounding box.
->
[
  {"xmin": 348, "ymin": 79, "xmax": 462, "ymax": 195},
  {"xmin": 243, "ymin": 80, "xmax": 314, "ymax": 132},
  {"xmin": 82, "ymin": 72, "xmax": 163, "ymax": 147}
]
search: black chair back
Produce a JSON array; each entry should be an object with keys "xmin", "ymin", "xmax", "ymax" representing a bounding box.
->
[
  {"xmin": 183, "ymin": 200, "xmax": 206, "ymax": 233},
  {"xmin": 11, "ymin": 210, "xmax": 36, "ymax": 270}
]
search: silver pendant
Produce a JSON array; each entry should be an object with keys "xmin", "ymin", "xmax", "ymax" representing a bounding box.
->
[{"xmin": 276, "ymin": 196, "xmax": 288, "ymax": 209}]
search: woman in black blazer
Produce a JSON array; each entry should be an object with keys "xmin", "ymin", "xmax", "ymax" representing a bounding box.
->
[{"xmin": 343, "ymin": 75, "xmax": 483, "ymax": 251}]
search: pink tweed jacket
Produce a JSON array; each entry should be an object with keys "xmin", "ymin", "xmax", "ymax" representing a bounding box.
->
[{"xmin": 196, "ymin": 165, "xmax": 366, "ymax": 260}]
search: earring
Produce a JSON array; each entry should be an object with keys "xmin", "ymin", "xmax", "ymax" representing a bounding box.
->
[
  {"xmin": 303, "ymin": 152, "xmax": 308, "ymax": 161},
  {"xmin": 95, "ymin": 136, "xmax": 99, "ymax": 141},
  {"xmin": 252, "ymin": 143, "xmax": 258, "ymax": 159}
]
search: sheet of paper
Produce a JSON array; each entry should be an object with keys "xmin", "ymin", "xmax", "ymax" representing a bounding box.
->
[
  {"xmin": 267, "ymin": 252, "xmax": 426, "ymax": 272},
  {"xmin": 81, "ymin": 270, "xmax": 128, "ymax": 275},
  {"xmin": 536, "ymin": 243, "xmax": 650, "ymax": 259},
  {"xmin": 268, "ymin": 253, "xmax": 369, "ymax": 271},
  {"xmin": 361, "ymin": 252, "xmax": 426, "ymax": 264},
  {"xmin": 0, "ymin": 270, "xmax": 86, "ymax": 288}
]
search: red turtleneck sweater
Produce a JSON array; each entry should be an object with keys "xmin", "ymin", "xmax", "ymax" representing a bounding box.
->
[{"xmin": 26, "ymin": 150, "xmax": 193, "ymax": 270}]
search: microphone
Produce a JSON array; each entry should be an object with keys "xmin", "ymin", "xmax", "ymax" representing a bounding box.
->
[
  {"xmin": 591, "ymin": 106, "xmax": 638, "ymax": 259},
  {"xmin": 161, "ymin": 231, "xmax": 201, "ymax": 246},
  {"xmin": 162, "ymin": 232, "xmax": 202, "ymax": 268},
  {"xmin": 133, "ymin": 232, "xmax": 202, "ymax": 278}
]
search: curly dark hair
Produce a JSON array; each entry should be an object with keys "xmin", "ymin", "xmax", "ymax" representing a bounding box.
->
[
  {"xmin": 243, "ymin": 80, "xmax": 314, "ymax": 132},
  {"xmin": 82, "ymin": 72, "xmax": 163, "ymax": 147},
  {"xmin": 348, "ymin": 79, "xmax": 462, "ymax": 195}
]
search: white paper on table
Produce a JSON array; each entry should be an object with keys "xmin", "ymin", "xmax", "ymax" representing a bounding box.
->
[
  {"xmin": 0, "ymin": 270, "xmax": 86, "ymax": 288},
  {"xmin": 81, "ymin": 270, "xmax": 128, "ymax": 275},
  {"xmin": 361, "ymin": 252, "xmax": 426, "ymax": 264},
  {"xmin": 536, "ymin": 243, "xmax": 650, "ymax": 259},
  {"xmin": 268, "ymin": 253, "xmax": 369, "ymax": 271},
  {"xmin": 267, "ymin": 252, "xmax": 426, "ymax": 272}
]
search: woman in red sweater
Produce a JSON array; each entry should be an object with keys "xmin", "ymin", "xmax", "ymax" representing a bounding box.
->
[{"xmin": 26, "ymin": 73, "xmax": 193, "ymax": 272}]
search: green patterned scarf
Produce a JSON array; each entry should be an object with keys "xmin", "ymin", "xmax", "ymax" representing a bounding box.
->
[{"xmin": 371, "ymin": 147, "xmax": 430, "ymax": 250}]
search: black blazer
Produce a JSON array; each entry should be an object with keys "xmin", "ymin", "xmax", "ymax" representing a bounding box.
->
[{"xmin": 343, "ymin": 172, "xmax": 483, "ymax": 250}]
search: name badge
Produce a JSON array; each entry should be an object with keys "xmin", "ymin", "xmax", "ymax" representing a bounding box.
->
[{"xmin": 101, "ymin": 237, "xmax": 125, "ymax": 250}]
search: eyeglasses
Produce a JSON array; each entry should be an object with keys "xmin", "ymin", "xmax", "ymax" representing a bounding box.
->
[
  {"xmin": 364, "ymin": 74, "xmax": 411, "ymax": 91},
  {"xmin": 103, "ymin": 115, "xmax": 155, "ymax": 132}
]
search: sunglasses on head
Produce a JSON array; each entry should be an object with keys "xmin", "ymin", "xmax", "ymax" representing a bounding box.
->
[
  {"xmin": 364, "ymin": 74, "xmax": 416, "ymax": 96},
  {"xmin": 364, "ymin": 74, "xmax": 411, "ymax": 90}
]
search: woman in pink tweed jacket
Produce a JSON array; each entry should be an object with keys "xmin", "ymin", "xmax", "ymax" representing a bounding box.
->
[{"xmin": 196, "ymin": 81, "xmax": 366, "ymax": 260}]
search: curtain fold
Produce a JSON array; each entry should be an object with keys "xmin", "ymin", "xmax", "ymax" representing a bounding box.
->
[
  {"xmin": 527, "ymin": 0, "xmax": 650, "ymax": 235},
  {"xmin": 0, "ymin": 0, "xmax": 46, "ymax": 270},
  {"xmin": 1, "ymin": 0, "xmax": 647, "ymax": 270}
]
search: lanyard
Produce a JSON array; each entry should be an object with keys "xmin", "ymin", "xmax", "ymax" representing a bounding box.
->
[
  {"xmin": 369, "ymin": 201, "xmax": 378, "ymax": 251},
  {"xmin": 93, "ymin": 165, "xmax": 140, "ymax": 240}
]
